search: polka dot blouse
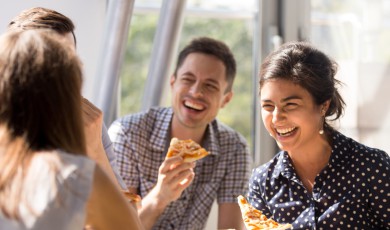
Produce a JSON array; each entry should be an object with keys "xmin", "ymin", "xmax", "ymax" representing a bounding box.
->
[{"xmin": 248, "ymin": 131, "xmax": 390, "ymax": 229}]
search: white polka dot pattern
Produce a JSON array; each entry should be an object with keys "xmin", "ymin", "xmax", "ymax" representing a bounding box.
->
[{"xmin": 248, "ymin": 131, "xmax": 390, "ymax": 229}]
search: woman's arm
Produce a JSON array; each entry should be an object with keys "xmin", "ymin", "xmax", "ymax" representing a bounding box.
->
[{"xmin": 85, "ymin": 165, "xmax": 144, "ymax": 230}]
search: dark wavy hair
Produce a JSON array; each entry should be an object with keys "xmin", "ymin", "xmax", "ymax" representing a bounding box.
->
[{"xmin": 259, "ymin": 41, "xmax": 345, "ymax": 131}]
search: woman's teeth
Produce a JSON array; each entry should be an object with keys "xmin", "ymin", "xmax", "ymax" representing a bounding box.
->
[{"xmin": 276, "ymin": 127, "xmax": 296, "ymax": 136}]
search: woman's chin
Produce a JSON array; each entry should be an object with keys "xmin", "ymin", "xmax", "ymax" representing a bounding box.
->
[{"xmin": 276, "ymin": 142, "xmax": 290, "ymax": 152}]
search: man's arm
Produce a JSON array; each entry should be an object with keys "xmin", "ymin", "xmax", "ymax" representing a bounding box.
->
[
  {"xmin": 81, "ymin": 98, "xmax": 122, "ymax": 188},
  {"xmin": 101, "ymin": 122, "xmax": 128, "ymax": 190},
  {"xmin": 132, "ymin": 156, "xmax": 195, "ymax": 230},
  {"xmin": 217, "ymin": 134, "xmax": 252, "ymax": 230},
  {"xmin": 109, "ymin": 117, "xmax": 196, "ymax": 229},
  {"xmin": 218, "ymin": 203, "xmax": 245, "ymax": 230}
]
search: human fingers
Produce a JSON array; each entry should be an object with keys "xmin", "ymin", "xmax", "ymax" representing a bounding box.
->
[
  {"xmin": 161, "ymin": 162, "xmax": 195, "ymax": 187},
  {"xmin": 154, "ymin": 162, "xmax": 195, "ymax": 202},
  {"xmin": 159, "ymin": 155, "xmax": 184, "ymax": 174},
  {"xmin": 168, "ymin": 161, "xmax": 195, "ymax": 175},
  {"xmin": 82, "ymin": 98, "xmax": 102, "ymax": 121},
  {"xmin": 174, "ymin": 168, "xmax": 195, "ymax": 189},
  {"xmin": 81, "ymin": 98, "xmax": 94, "ymax": 115},
  {"xmin": 155, "ymin": 167, "xmax": 194, "ymax": 199},
  {"xmin": 157, "ymin": 157, "xmax": 194, "ymax": 187}
]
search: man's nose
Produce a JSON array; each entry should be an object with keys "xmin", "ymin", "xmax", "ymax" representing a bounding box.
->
[{"xmin": 189, "ymin": 82, "xmax": 203, "ymax": 97}]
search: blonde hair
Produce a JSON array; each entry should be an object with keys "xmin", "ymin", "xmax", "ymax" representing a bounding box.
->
[{"xmin": 0, "ymin": 29, "xmax": 85, "ymax": 219}]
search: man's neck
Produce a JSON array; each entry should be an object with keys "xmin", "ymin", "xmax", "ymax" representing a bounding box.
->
[{"xmin": 170, "ymin": 118, "xmax": 207, "ymax": 144}]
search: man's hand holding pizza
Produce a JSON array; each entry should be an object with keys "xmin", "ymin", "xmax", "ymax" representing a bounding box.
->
[
  {"xmin": 149, "ymin": 155, "xmax": 196, "ymax": 208},
  {"xmin": 136, "ymin": 138, "xmax": 208, "ymax": 230}
]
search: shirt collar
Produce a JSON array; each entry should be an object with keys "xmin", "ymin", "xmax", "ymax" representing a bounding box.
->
[
  {"xmin": 274, "ymin": 130, "xmax": 352, "ymax": 179},
  {"xmin": 202, "ymin": 121, "xmax": 221, "ymax": 156},
  {"xmin": 274, "ymin": 151, "xmax": 295, "ymax": 179}
]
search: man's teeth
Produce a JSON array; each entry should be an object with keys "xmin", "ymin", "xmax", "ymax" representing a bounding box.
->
[
  {"xmin": 184, "ymin": 101, "xmax": 204, "ymax": 110},
  {"xmin": 276, "ymin": 127, "xmax": 296, "ymax": 135}
]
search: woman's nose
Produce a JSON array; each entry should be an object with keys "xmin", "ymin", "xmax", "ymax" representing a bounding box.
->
[{"xmin": 272, "ymin": 108, "xmax": 285, "ymax": 124}]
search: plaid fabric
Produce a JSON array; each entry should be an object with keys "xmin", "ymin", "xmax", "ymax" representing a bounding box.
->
[{"xmin": 108, "ymin": 107, "xmax": 251, "ymax": 230}]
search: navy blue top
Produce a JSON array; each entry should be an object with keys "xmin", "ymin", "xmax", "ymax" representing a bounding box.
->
[{"xmin": 248, "ymin": 131, "xmax": 390, "ymax": 230}]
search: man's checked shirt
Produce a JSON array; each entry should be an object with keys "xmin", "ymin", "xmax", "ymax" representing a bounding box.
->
[{"xmin": 108, "ymin": 107, "xmax": 251, "ymax": 230}]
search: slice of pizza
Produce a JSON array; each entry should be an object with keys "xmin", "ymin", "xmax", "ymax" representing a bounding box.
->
[
  {"xmin": 166, "ymin": 137, "xmax": 209, "ymax": 162},
  {"xmin": 122, "ymin": 190, "xmax": 141, "ymax": 203},
  {"xmin": 237, "ymin": 195, "xmax": 292, "ymax": 230}
]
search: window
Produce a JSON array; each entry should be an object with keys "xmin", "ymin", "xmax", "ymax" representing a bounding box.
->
[
  {"xmin": 311, "ymin": 0, "xmax": 390, "ymax": 153},
  {"xmin": 119, "ymin": 0, "xmax": 256, "ymax": 147}
]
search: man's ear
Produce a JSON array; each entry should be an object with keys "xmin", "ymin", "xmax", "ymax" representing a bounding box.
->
[
  {"xmin": 169, "ymin": 75, "xmax": 176, "ymax": 87},
  {"xmin": 221, "ymin": 91, "xmax": 233, "ymax": 108}
]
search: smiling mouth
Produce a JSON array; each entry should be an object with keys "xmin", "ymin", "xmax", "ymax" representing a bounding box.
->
[
  {"xmin": 276, "ymin": 127, "xmax": 297, "ymax": 137},
  {"xmin": 184, "ymin": 100, "xmax": 205, "ymax": 111}
]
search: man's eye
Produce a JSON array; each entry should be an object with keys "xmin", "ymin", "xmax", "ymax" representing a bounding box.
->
[
  {"xmin": 206, "ymin": 84, "xmax": 218, "ymax": 91},
  {"xmin": 261, "ymin": 104, "xmax": 274, "ymax": 111},
  {"xmin": 181, "ymin": 78, "xmax": 193, "ymax": 83}
]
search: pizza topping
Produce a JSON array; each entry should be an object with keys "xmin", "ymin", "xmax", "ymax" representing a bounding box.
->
[
  {"xmin": 237, "ymin": 195, "xmax": 292, "ymax": 230},
  {"xmin": 166, "ymin": 137, "xmax": 209, "ymax": 162}
]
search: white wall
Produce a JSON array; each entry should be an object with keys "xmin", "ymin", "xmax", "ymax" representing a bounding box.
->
[{"xmin": 0, "ymin": 0, "xmax": 107, "ymax": 100}]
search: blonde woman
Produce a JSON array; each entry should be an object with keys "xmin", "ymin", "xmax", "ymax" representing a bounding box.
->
[{"xmin": 0, "ymin": 30, "xmax": 143, "ymax": 230}]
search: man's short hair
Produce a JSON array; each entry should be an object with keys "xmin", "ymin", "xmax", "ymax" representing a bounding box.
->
[{"xmin": 174, "ymin": 37, "xmax": 237, "ymax": 92}]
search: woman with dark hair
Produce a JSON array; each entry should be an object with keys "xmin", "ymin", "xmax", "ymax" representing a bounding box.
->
[
  {"xmin": 0, "ymin": 30, "xmax": 143, "ymax": 230},
  {"xmin": 248, "ymin": 41, "xmax": 389, "ymax": 229}
]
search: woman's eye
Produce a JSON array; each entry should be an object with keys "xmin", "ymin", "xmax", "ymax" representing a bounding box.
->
[{"xmin": 285, "ymin": 103, "xmax": 298, "ymax": 109}]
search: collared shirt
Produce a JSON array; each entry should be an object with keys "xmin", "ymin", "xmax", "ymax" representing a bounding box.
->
[
  {"xmin": 248, "ymin": 131, "xmax": 390, "ymax": 230},
  {"xmin": 109, "ymin": 107, "xmax": 251, "ymax": 230}
]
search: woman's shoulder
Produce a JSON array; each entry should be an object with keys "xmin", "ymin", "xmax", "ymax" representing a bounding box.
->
[
  {"xmin": 56, "ymin": 150, "xmax": 96, "ymax": 180},
  {"xmin": 57, "ymin": 150, "xmax": 94, "ymax": 165},
  {"xmin": 31, "ymin": 150, "xmax": 96, "ymax": 186},
  {"xmin": 332, "ymin": 131, "xmax": 389, "ymax": 168},
  {"xmin": 15, "ymin": 150, "xmax": 95, "ymax": 229},
  {"xmin": 334, "ymin": 131, "xmax": 388, "ymax": 157}
]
